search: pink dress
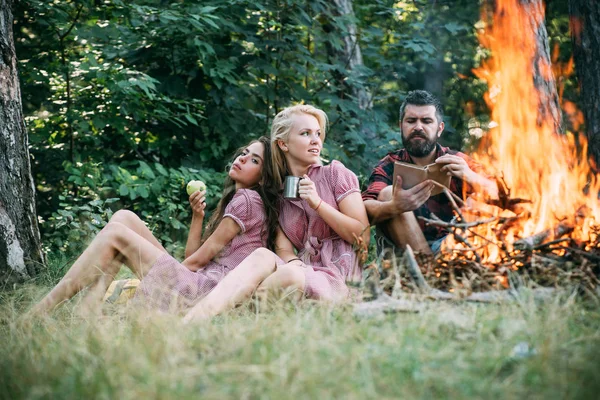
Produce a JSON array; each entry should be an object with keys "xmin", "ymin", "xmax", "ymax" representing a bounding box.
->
[
  {"xmin": 279, "ymin": 161, "xmax": 362, "ymax": 301},
  {"xmin": 134, "ymin": 189, "xmax": 268, "ymax": 312}
]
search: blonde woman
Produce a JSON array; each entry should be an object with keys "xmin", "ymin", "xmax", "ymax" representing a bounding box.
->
[{"xmin": 260, "ymin": 104, "xmax": 370, "ymax": 301}]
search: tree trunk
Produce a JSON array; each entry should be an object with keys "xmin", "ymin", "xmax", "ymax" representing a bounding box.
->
[
  {"xmin": 0, "ymin": 0, "xmax": 45, "ymax": 284},
  {"xmin": 322, "ymin": 0, "xmax": 376, "ymax": 140},
  {"xmin": 331, "ymin": 0, "xmax": 371, "ymax": 112},
  {"xmin": 568, "ymin": 0, "xmax": 600, "ymax": 168},
  {"xmin": 521, "ymin": 0, "xmax": 563, "ymax": 133}
]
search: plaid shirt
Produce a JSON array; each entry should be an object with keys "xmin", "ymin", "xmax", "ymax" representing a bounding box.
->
[{"xmin": 362, "ymin": 144, "xmax": 480, "ymax": 243}]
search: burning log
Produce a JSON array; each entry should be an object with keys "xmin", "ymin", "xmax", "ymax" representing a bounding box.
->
[{"xmin": 513, "ymin": 223, "xmax": 574, "ymax": 250}]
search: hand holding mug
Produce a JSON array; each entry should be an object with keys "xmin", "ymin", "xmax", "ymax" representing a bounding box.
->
[{"xmin": 298, "ymin": 174, "xmax": 321, "ymax": 209}]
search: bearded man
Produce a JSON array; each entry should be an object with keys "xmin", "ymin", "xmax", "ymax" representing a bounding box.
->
[{"xmin": 362, "ymin": 90, "xmax": 497, "ymax": 255}]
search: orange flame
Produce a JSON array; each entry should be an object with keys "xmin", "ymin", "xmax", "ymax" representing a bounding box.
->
[{"xmin": 453, "ymin": 0, "xmax": 600, "ymax": 263}]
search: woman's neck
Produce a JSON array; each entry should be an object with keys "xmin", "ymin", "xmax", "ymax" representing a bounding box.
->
[{"xmin": 287, "ymin": 161, "xmax": 312, "ymax": 177}]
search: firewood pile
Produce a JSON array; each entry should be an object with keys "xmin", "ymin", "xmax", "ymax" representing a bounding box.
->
[{"xmin": 361, "ymin": 178, "xmax": 600, "ymax": 301}]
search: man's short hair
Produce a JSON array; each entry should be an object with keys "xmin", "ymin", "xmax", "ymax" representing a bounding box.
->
[{"xmin": 399, "ymin": 90, "xmax": 444, "ymax": 124}]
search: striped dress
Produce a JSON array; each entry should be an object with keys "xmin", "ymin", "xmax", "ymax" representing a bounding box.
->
[
  {"xmin": 279, "ymin": 161, "xmax": 362, "ymax": 301},
  {"xmin": 134, "ymin": 189, "xmax": 267, "ymax": 312}
]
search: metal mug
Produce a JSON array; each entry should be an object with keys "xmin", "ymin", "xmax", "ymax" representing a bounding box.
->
[{"xmin": 283, "ymin": 176, "xmax": 302, "ymax": 198}]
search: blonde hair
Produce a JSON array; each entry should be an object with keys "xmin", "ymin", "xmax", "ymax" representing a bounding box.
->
[{"xmin": 270, "ymin": 104, "xmax": 328, "ymax": 189}]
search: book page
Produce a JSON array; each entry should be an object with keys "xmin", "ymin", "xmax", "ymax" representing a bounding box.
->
[
  {"xmin": 424, "ymin": 163, "xmax": 451, "ymax": 196},
  {"xmin": 393, "ymin": 161, "xmax": 451, "ymax": 197}
]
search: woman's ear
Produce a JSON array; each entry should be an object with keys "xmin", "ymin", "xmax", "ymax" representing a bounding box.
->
[{"xmin": 277, "ymin": 139, "xmax": 288, "ymax": 152}]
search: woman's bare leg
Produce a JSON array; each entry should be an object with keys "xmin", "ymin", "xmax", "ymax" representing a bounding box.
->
[
  {"xmin": 255, "ymin": 263, "xmax": 306, "ymax": 301},
  {"xmin": 31, "ymin": 222, "xmax": 165, "ymax": 314},
  {"xmin": 109, "ymin": 210, "xmax": 167, "ymax": 252},
  {"xmin": 79, "ymin": 210, "xmax": 168, "ymax": 306},
  {"xmin": 183, "ymin": 248, "xmax": 278, "ymax": 323}
]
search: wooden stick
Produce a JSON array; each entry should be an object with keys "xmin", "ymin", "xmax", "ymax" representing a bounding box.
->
[
  {"xmin": 427, "ymin": 212, "xmax": 484, "ymax": 263},
  {"xmin": 353, "ymin": 295, "xmax": 423, "ymax": 317},
  {"xmin": 431, "ymin": 180, "xmax": 465, "ymax": 207},
  {"xmin": 354, "ymin": 288, "xmax": 557, "ymax": 317},
  {"xmin": 561, "ymin": 247, "xmax": 600, "ymax": 263},
  {"xmin": 419, "ymin": 216, "xmax": 499, "ymax": 229},
  {"xmin": 404, "ymin": 244, "xmax": 431, "ymax": 293},
  {"xmin": 532, "ymin": 237, "xmax": 571, "ymax": 250},
  {"xmin": 423, "ymin": 287, "xmax": 556, "ymax": 303},
  {"xmin": 514, "ymin": 223, "xmax": 574, "ymax": 250},
  {"xmin": 466, "ymin": 228, "xmax": 502, "ymax": 248},
  {"xmin": 452, "ymin": 232, "xmax": 483, "ymax": 263}
]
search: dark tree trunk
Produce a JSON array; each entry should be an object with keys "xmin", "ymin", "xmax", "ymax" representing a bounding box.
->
[
  {"xmin": 568, "ymin": 0, "xmax": 600, "ymax": 168},
  {"xmin": 521, "ymin": 0, "xmax": 563, "ymax": 133},
  {"xmin": 331, "ymin": 0, "xmax": 371, "ymax": 112},
  {"xmin": 0, "ymin": 0, "xmax": 45, "ymax": 283},
  {"xmin": 322, "ymin": 0, "xmax": 375, "ymax": 140}
]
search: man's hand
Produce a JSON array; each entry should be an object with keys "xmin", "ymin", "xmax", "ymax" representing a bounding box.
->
[
  {"xmin": 392, "ymin": 175, "xmax": 434, "ymax": 214},
  {"xmin": 435, "ymin": 154, "xmax": 499, "ymax": 199},
  {"xmin": 435, "ymin": 154, "xmax": 477, "ymax": 182}
]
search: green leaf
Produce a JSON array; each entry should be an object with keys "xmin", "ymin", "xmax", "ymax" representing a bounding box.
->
[
  {"xmin": 138, "ymin": 185, "xmax": 149, "ymax": 199},
  {"xmin": 155, "ymin": 163, "xmax": 169, "ymax": 177},
  {"xmin": 184, "ymin": 113, "xmax": 199, "ymax": 126},
  {"xmin": 139, "ymin": 161, "xmax": 156, "ymax": 179}
]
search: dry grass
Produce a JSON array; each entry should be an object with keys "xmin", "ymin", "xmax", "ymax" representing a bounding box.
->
[{"xmin": 1, "ymin": 282, "xmax": 600, "ymax": 400}]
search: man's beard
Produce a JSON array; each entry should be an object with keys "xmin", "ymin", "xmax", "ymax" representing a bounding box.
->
[{"xmin": 402, "ymin": 132, "xmax": 437, "ymax": 158}]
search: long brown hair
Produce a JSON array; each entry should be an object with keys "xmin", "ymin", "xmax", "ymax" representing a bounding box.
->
[{"xmin": 202, "ymin": 136, "xmax": 279, "ymax": 251}]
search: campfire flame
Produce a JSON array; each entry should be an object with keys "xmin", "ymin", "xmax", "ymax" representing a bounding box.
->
[{"xmin": 444, "ymin": 0, "xmax": 600, "ymax": 265}]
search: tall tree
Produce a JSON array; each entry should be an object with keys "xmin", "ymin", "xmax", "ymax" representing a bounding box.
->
[
  {"xmin": 569, "ymin": 0, "xmax": 600, "ymax": 167},
  {"xmin": 332, "ymin": 0, "xmax": 372, "ymax": 112},
  {"xmin": 523, "ymin": 0, "xmax": 563, "ymax": 133},
  {"xmin": 0, "ymin": 0, "xmax": 45, "ymax": 283}
]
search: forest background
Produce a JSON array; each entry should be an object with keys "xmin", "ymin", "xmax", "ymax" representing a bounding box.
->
[{"xmin": 14, "ymin": 0, "xmax": 578, "ymax": 262}]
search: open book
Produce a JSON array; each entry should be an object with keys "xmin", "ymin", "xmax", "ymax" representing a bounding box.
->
[{"xmin": 393, "ymin": 161, "xmax": 451, "ymax": 196}]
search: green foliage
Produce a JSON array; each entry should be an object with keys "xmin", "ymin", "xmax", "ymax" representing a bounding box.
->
[
  {"xmin": 14, "ymin": 0, "xmax": 577, "ymax": 255},
  {"xmin": 42, "ymin": 160, "xmax": 226, "ymax": 259}
]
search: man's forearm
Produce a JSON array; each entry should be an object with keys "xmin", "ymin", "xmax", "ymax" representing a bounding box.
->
[
  {"xmin": 467, "ymin": 172, "xmax": 499, "ymax": 199},
  {"xmin": 364, "ymin": 199, "xmax": 399, "ymax": 225}
]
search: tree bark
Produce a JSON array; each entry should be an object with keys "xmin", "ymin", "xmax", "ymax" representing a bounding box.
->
[
  {"xmin": 331, "ymin": 0, "xmax": 371, "ymax": 112},
  {"xmin": 521, "ymin": 0, "xmax": 563, "ymax": 133},
  {"xmin": 568, "ymin": 0, "xmax": 600, "ymax": 168},
  {"xmin": 322, "ymin": 0, "xmax": 376, "ymax": 140},
  {"xmin": 0, "ymin": 0, "xmax": 45, "ymax": 284}
]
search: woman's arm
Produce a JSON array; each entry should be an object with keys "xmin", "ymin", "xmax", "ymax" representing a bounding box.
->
[
  {"xmin": 299, "ymin": 176, "xmax": 370, "ymax": 246},
  {"xmin": 182, "ymin": 217, "xmax": 241, "ymax": 272},
  {"xmin": 274, "ymin": 226, "xmax": 299, "ymax": 262},
  {"xmin": 317, "ymin": 192, "xmax": 370, "ymax": 245},
  {"xmin": 185, "ymin": 190, "xmax": 207, "ymax": 258}
]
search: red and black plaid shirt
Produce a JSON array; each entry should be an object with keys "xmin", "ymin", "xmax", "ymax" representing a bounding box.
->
[{"xmin": 362, "ymin": 144, "xmax": 480, "ymax": 243}]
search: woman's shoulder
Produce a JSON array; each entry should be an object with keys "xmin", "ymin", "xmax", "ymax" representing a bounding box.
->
[
  {"xmin": 224, "ymin": 188, "xmax": 265, "ymax": 226},
  {"xmin": 324, "ymin": 160, "xmax": 358, "ymax": 179},
  {"xmin": 231, "ymin": 188, "xmax": 264, "ymax": 206}
]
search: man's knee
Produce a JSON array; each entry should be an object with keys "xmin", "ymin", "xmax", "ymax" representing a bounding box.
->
[{"xmin": 377, "ymin": 185, "xmax": 393, "ymax": 201}]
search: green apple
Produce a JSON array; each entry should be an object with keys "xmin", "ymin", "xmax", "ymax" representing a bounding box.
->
[{"xmin": 186, "ymin": 180, "xmax": 207, "ymax": 196}]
